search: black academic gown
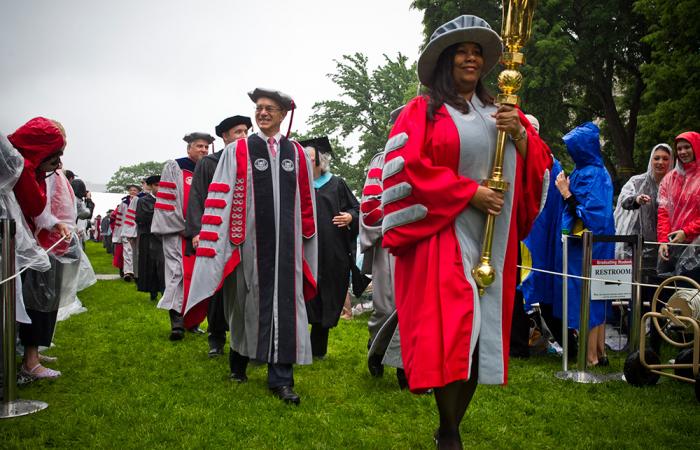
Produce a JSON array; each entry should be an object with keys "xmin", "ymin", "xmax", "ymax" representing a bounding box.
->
[
  {"xmin": 135, "ymin": 193, "xmax": 165, "ymax": 295},
  {"xmin": 306, "ymin": 175, "xmax": 359, "ymax": 328}
]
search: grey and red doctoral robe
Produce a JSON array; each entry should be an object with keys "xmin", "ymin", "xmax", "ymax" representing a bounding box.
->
[
  {"xmin": 121, "ymin": 195, "xmax": 139, "ymax": 275},
  {"xmin": 381, "ymin": 96, "xmax": 550, "ymax": 391},
  {"xmin": 360, "ymin": 152, "xmax": 402, "ymax": 369},
  {"xmin": 185, "ymin": 134, "xmax": 318, "ymax": 365},
  {"xmin": 152, "ymin": 157, "xmax": 196, "ymax": 317}
]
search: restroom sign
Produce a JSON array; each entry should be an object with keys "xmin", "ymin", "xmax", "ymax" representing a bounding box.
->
[{"xmin": 591, "ymin": 259, "xmax": 632, "ymax": 300}]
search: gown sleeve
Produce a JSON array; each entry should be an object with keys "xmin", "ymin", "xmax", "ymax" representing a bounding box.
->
[
  {"xmin": 185, "ymin": 157, "xmax": 215, "ymax": 239},
  {"xmin": 381, "ymin": 97, "xmax": 479, "ymax": 251},
  {"xmin": 151, "ymin": 160, "xmax": 185, "ymax": 235}
]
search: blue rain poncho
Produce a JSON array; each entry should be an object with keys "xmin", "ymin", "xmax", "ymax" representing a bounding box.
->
[
  {"xmin": 521, "ymin": 158, "xmax": 565, "ymax": 310},
  {"xmin": 556, "ymin": 122, "xmax": 615, "ymax": 329}
]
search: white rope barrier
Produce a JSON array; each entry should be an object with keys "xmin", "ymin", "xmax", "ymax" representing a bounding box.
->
[
  {"xmin": 638, "ymin": 240, "xmax": 700, "ymax": 247},
  {"xmin": 0, "ymin": 234, "xmax": 71, "ymax": 286},
  {"xmin": 517, "ymin": 264, "xmax": 697, "ymax": 292}
]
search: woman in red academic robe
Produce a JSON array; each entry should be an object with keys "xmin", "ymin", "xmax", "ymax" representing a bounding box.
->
[{"xmin": 381, "ymin": 16, "xmax": 551, "ymax": 449}]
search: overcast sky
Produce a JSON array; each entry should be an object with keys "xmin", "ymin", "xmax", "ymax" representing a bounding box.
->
[{"xmin": 1, "ymin": 0, "xmax": 423, "ymax": 186}]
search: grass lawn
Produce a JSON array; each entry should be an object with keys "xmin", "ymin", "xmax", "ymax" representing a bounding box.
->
[
  {"xmin": 83, "ymin": 240, "xmax": 118, "ymax": 275},
  {"xmin": 1, "ymin": 244, "xmax": 698, "ymax": 449}
]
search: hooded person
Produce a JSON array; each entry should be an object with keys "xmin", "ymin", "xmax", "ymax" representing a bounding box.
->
[
  {"xmin": 615, "ymin": 143, "xmax": 673, "ymax": 265},
  {"xmin": 657, "ymin": 131, "xmax": 700, "ymax": 279},
  {"xmin": 136, "ymin": 175, "xmax": 165, "ymax": 300},
  {"xmin": 7, "ymin": 117, "xmax": 70, "ymax": 380},
  {"xmin": 185, "ymin": 115, "xmax": 251, "ymax": 357},
  {"xmin": 300, "ymin": 136, "xmax": 359, "ymax": 360},
  {"xmin": 151, "ymin": 131, "xmax": 213, "ymax": 340},
  {"xmin": 184, "ymin": 87, "xmax": 317, "ymax": 405},
  {"xmin": 554, "ymin": 122, "xmax": 615, "ymax": 367},
  {"xmin": 379, "ymin": 15, "xmax": 551, "ymax": 447}
]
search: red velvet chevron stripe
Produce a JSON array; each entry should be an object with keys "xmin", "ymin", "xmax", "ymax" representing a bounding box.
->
[
  {"xmin": 208, "ymin": 183, "xmax": 230, "ymax": 193},
  {"xmin": 199, "ymin": 230, "xmax": 219, "ymax": 241},
  {"xmin": 195, "ymin": 247, "xmax": 216, "ymax": 257},
  {"xmin": 202, "ymin": 214, "xmax": 223, "ymax": 225},
  {"xmin": 205, "ymin": 198, "xmax": 227, "ymax": 209},
  {"xmin": 157, "ymin": 192, "xmax": 176, "ymax": 200},
  {"xmin": 159, "ymin": 181, "xmax": 176, "ymax": 189},
  {"xmin": 361, "ymin": 198, "xmax": 381, "ymax": 213},
  {"xmin": 363, "ymin": 184, "xmax": 382, "ymax": 196},
  {"xmin": 154, "ymin": 203, "xmax": 175, "ymax": 211},
  {"xmin": 368, "ymin": 168, "xmax": 383, "ymax": 179},
  {"xmin": 363, "ymin": 208, "xmax": 383, "ymax": 226}
]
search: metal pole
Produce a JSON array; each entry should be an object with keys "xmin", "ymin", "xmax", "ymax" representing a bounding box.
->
[
  {"xmin": 1, "ymin": 219, "xmax": 17, "ymax": 403},
  {"xmin": 562, "ymin": 234, "xmax": 568, "ymax": 372},
  {"xmin": 576, "ymin": 231, "xmax": 593, "ymax": 372},
  {"xmin": 628, "ymin": 234, "xmax": 643, "ymax": 353},
  {"xmin": 1, "ymin": 218, "xmax": 48, "ymax": 418}
]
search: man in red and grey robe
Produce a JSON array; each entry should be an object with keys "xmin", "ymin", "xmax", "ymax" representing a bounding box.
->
[
  {"xmin": 361, "ymin": 107, "xmax": 407, "ymax": 388},
  {"xmin": 111, "ymin": 200, "xmax": 126, "ymax": 273},
  {"xmin": 120, "ymin": 184, "xmax": 141, "ymax": 281},
  {"xmin": 152, "ymin": 132, "xmax": 213, "ymax": 340},
  {"xmin": 185, "ymin": 87, "xmax": 317, "ymax": 405}
]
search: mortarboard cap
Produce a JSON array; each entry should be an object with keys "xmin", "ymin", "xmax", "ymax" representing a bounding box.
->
[
  {"xmin": 248, "ymin": 87, "xmax": 295, "ymax": 111},
  {"xmin": 183, "ymin": 132, "xmax": 215, "ymax": 144},
  {"xmin": 299, "ymin": 136, "xmax": 333, "ymax": 167},
  {"xmin": 215, "ymin": 116, "xmax": 253, "ymax": 138},
  {"xmin": 145, "ymin": 175, "xmax": 161, "ymax": 185}
]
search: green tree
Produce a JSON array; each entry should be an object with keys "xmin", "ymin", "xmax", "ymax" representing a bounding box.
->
[
  {"xmin": 106, "ymin": 161, "xmax": 165, "ymax": 193},
  {"xmin": 411, "ymin": 1, "xmax": 651, "ymax": 184},
  {"xmin": 634, "ymin": 0, "xmax": 700, "ymax": 157},
  {"xmin": 307, "ymin": 53, "xmax": 418, "ymax": 193}
]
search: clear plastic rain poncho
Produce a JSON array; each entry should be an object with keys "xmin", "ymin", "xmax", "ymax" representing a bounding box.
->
[
  {"xmin": 22, "ymin": 170, "xmax": 84, "ymax": 313},
  {"xmin": 657, "ymin": 131, "xmax": 700, "ymax": 277},
  {"xmin": 613, "ymin": 143, "xmax": 673, "ymax": 272},
  {"xmin": 0, "ymin": 135, "xmax": 51, "ymax": 323}
]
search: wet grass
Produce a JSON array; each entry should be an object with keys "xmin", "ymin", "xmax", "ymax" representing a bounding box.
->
[{"xmin": 0, "ymin": 247, "xmax": 697, "ymax": 449}]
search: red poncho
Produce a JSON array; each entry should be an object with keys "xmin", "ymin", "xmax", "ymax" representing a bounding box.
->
[
  {"xmin": 657, "ymin": 131, "xmax": 700, "ymax": 243},
  {"xmin": 8, "ymin": 117, "xmax": 66, "ymax": 224}
]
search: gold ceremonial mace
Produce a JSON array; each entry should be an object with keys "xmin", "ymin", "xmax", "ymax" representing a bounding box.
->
[{"xmin": 472, "ymin": 0, "xmax": 537, "ymax": 295}]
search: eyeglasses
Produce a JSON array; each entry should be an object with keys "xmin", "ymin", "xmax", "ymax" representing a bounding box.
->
[{"xmin": 255, "ymin": 105, "xmax": 282, "ymax": 113}]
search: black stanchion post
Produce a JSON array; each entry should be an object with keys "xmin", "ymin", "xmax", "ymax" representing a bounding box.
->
[
  {"xmin": 576, "ymin": 231, "xmax": 593, "ymax": 372},
  {"xmin": 0, "ymin": 218, "xmax": 48, "ymax": 418},
  {"xmin": 628, "ymin": 234, "xmax": 643, "ymax": 353}
]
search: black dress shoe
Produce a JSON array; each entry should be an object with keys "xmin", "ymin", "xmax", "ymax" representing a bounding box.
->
[
  {"xmin": 270, "ymin": 385, "xmax": 300, "ymax": 405},
  {"xmin": 169, "ymin": 329, "xmax": 184, "ymax": 341},
  {"xmin": 598, "ymin": 356, "xmax": 610, "ymax": 367},
  {"xmin": 229, "ymin": 372, "xmax": 248, "ymax": 383},
  {"xmin": 368, "ymin": 354, "xmax": 384, "ymax": 377},
  {"xmin": 208, "ymin": 346, "xmax": 224, "ymax": 358},
  {"xmin": 396, "ymin": 368, "xmax": 408, "ymax": 390},
  {"xmin": 433, "ymin": 428, "xmax": 462, "ymax": 450}
]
